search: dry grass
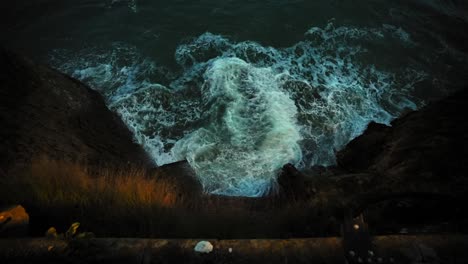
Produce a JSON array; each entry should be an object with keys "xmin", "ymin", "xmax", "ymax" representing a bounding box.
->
[
  {"xmin": 1, "ymin": 157, "xmax": 181, "ymax": 209},
  {"xmin": 0, "ymin": 157, "xmax": 343, "ymax": 238},
  {"xmin": 0, "ymin": 157, "xmax": 197, "ymax": 237}
]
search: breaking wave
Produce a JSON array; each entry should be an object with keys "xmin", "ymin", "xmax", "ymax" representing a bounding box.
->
[{"xmin": 50, "ymin": 22, "xmax": 428, "ymax": 196}]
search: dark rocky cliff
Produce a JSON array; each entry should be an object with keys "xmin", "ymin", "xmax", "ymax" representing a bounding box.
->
[
  {"xmin": 336, "ymin": 87, "xmax": 468, "ymax": 196},
  {"xmin": 0, "ymin": 49, "xmax": 154, "ymax": 171},
  {"xmin": 1, "ymin": 48, "xmax": 467, "ymax": 238}
]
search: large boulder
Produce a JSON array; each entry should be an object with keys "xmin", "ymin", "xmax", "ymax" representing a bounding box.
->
[{"xmin": 0, "ymin": 49, "xmax": 154, "ymax": 170}]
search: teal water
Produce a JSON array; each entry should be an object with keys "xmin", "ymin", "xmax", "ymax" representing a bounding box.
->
[{"xmin": 2, "ymin": 0, "xmax": 468, "ymax": 196}]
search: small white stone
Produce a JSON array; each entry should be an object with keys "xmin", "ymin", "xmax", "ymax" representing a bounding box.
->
[
  {"xmin": 353, "ymin": 224, "xmax": 360, "ymax": 230},
  {"xmin": 349, "ymin": 250, "xmax": 356, "ymax": 257},
  {"xmin": 194, "ymin": 241, "xmax": 213, "ymax": 253},
  {"xmin": 228, "ymin": 247, "xmax": 232, "ymax": 253},
  {"xmin": 368, "ymin": 250, "xmax": 374, "ymax": 256}
]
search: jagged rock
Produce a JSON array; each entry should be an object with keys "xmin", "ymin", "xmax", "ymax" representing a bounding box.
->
[
  {"xmin": 336, "ymin": 122, "xmax": 390, "ymax": 173},
  {"xmin": 0, "ymin": 205, "xmax": 29, "ymax": 237},
  {"xmin": 330, "ymin": 88, "xmax": 468, "ymax": 233},
  {"xmin": 0, "ymin": 48, "xmax": 154, "ymax": 171},
  {"xmin": 277, "ymin": 163, "xmax": 314, "ymax": 199},
  {"xmin": 336, "ymin": 88, "xmax": 468, "ymax": 195},
  {"xmin": 148, "ymin": 160, "xmax": 203, "ymax": 199}
]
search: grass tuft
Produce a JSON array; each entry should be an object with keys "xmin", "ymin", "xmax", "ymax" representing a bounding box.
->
[{"xmin": 0, "ymin": 156, "xmax": 341, "ymax": 238}]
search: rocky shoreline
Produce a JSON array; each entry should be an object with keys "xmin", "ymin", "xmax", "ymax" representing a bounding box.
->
[
  {"xmin": 0, "ymin": 48, "xmax": 154, "ymax": 171},
  {"xmin": 1, "ymin": 48, "xmax": 468, "ymax": 262}
]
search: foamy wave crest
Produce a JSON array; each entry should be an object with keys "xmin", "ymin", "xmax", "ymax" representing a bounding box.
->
[
  {"xmin": 49, "ymin": 44, "xmax": 184, "ymax": 165},
  {"xmin": 173, "ymin": 22, "xmax": 426, "ymax": 167},
  {"xmin": 172, "ymin": 58, "xmax": 302, "ymax": 196},
  {"xmin": 50, "ymin": 22, "xmax": 427, "ymax": 196}
]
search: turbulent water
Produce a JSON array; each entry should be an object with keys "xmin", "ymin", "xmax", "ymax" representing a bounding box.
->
[{"xmin": 3, "ymin": 0, "xmax": 468, "ymax": 196}]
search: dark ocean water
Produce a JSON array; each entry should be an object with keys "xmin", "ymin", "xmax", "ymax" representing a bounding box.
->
[{"xmin": 2, "ymin": 0, "xmax": 468, "ymax": 196}]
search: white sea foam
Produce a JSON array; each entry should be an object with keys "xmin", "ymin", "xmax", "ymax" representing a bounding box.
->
[
  {"xmin": 171, "ymin": 58, "xmax": 302, "ymax": 196},
  {"xmin": 173, "ymin": 23, "xmax": 426, "ymax": 168},
  {"xmin": 50, "ymin": 23, "xmax": 428, "ymax": 196}
]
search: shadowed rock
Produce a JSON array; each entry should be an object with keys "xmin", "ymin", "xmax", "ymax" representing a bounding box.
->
[
  {"xmin": 148, "ymin": 160, "xmax": 203, "ymax": 199},
  {"xmin": 336, "ymin": 87, "xmax": 468, "ymax": 195},
  {"xmin": 336, "ymin": 122, "xmax": 390, "ymax": 173},
  {"xmin": 0, "ymin": 48, "xmax": 154, "ymax": 171},
  {"xmin": 328, "ymin": 88, "xmax": 468, "ymax": 233},
  {"xmin": 277, "ymin": 163, "xmax": 315, "ymax": 200}
]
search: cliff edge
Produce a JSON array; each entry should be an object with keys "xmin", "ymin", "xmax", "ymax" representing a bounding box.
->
[{"xmin": 0, "ymin": 49, "xmax": 154, "ymax": 171}]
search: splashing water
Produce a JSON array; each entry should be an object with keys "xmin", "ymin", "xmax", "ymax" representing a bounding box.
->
[
  {"xmin": 172, "ymin": 58, "xmax": 302, "ymax": 195},
  {"xmin": 50, "ymin": 22, "xmax": 429, "ymax": 196}
]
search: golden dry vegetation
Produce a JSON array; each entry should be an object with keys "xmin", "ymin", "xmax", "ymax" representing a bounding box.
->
[{"xmin": 0, "ymin": 157, "xmax": 341, "ymax": 238}]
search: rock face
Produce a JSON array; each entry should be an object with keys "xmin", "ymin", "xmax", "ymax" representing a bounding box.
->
[
  {"xmin": 0, "ymin": 49, "xmax": 154, "ymax": 170},
  {"xmin": 336, "ymin": 122, "xmax": 390, "ymax": 173},
  {"xmin": 327, "ymin": 88, "xmax": 468, "ymax": 234},
  {"xmin": 148, "ymin": 160, "xmax": 203, "ymax": 199},
  {"xmin": 0, "ymin": 205, "xmax": 29, "ymax": 237},
  {"xmin": 277, "ymin": 163, "xmax": 313, "ymax": 199},
  {"xmin": 336, "ymin": 88, "xmax": 468, "ymax": 195}
]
